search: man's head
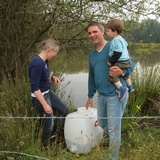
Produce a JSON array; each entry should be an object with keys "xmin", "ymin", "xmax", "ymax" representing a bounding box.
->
[{"xmin": 86, "ymin": 21, "xmax": 105, "ymax": 45}]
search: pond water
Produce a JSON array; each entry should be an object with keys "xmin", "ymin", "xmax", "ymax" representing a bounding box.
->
[{"xmin": 60, "ymin": 52, "xmax": 160, "ymax": 108}]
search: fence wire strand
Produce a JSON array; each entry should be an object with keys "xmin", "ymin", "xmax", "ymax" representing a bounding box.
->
[
  {"xmin": 0, "ymin": 116, "xmax": 160, "ymax": 119},
  {"xmin": 0, "ymin": 151, "xmax": 49, "ymax": 160}
]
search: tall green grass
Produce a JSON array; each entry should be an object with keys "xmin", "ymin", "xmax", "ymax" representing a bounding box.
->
[
  {"xmin": 0, "ymin": 64, "xmax": 160, "ymax": 160},
  {"xmin": 122, "ymin": 64, "xmax": 160, "ymax": 133}
]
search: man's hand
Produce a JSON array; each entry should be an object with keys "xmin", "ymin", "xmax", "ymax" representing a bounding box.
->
[
  {"xmin": 109, "ymin": 66, "xmax": 123, "ymax": 77},
  {"xmin": 85, "ymin": 98, "xmax": 93, "ymax": 110}
]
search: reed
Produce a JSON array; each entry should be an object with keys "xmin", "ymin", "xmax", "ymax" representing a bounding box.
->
[
  {"xmin": 122, "ymin": 63, "xmax": 160, "ymax": 133},
  {"xmin": 0, "ymin": 64, "xmax": 160, "ymax": 160}
]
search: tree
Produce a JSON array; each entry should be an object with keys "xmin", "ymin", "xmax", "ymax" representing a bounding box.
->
[
  {"xmin": 0, "ymin": 0, "xmax": 159, "ymax": 85},
  {"xmin": 130, "ymin": 19, "xmax": 160, "ymax": 43},
  {"xmin": 0, "ymin": 0, "xmax": 58, "ymax": 84}
]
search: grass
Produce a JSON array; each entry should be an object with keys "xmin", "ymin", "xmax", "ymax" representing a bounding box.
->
[
  {"xmin": 120, "ymin": 126, "xmax": 160, "ymax": 160},
  {"xmin": 128, "ymin": 43, "xmax": 160, "ymax": 62},
  {"xmin": 130, "ymin": 43, "xmax": 160, "ymax": 52},
  {"xmin": 0, "ymin": 54, "xmax": 160, "ymax": 160},
  {"xmin": 0, "ymin": 121, "xmax": 159, "ymax": 160}
]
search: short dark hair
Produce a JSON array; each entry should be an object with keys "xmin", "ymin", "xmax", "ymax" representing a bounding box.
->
[
  {"xmin": 86, "ymin": 21, "xmax": 104, "ymax": 32},
  {"xmin": 106, "ymin": 19, "xmax": 124, "ymax": 34}
]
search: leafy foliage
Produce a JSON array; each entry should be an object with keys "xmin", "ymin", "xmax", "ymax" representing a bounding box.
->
[
  {"xmin": 0, "ymin": 0, "xmax": 160, "ymax": 84},
  {"xmin": 130, "ymin": 19, "xmax": 160, "ymax": 43}
]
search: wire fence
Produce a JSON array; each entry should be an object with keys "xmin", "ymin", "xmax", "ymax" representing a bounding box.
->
[
  {"xmin": 0, "ymin": 151, "xmax": 49, "ymax": 160},
  {"xmin": 0, "ymin": 116, "xmax": 160, "ymax": 119},
  {"xmin": 0, "ymin": 115, "xmax": 159, "ymax": 160}
]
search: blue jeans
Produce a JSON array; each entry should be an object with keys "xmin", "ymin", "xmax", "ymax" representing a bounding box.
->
[
  {"xmin": 97, "ymin": 93, "xmax": 128, "ymax": 160},
  {"xmin": 32, "ymin": 90, "xmax": 68, "ymax": 137}
]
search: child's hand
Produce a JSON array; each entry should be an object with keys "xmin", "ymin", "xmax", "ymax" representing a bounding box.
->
[{"xmin": 107, "ymin": 61, "xmax": 111, "ymax": 66}]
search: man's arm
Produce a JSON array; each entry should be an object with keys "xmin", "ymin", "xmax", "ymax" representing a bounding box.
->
[{"xmin": 86, "ymin": 61, "xmax": 96, "ymax": 110}]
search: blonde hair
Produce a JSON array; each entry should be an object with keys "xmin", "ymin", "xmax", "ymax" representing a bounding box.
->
[{"xmin": 41, "ymin": 39, "xmax": 60, "ymax": 52}]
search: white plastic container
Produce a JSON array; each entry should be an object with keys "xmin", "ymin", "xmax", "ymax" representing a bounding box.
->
[{"xmin": 64, "ymin": 107, "xmax": 104, "ymax": 154}]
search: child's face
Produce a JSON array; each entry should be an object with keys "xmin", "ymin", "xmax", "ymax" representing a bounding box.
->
[{"xmin": 106, "ymin": 28, "xmax": 117, "ymax": 39}]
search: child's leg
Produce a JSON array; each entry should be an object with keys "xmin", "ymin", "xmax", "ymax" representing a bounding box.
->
[
  {"xmin": 125, "ymin": 77, "xmax": 131, "ymax": 86},
  {"xmin": 125, "ymin": 76, "xmax": 134, "ymax": 92},
  {"xmin": 114, "ymin": 81, "xmax": 128, "ymax": 101},
  {"xmin": 114, "ymin": 81, "xmax": 123, "ymax": 89},
  {"xmin": 109, "ymin": 74, "xmax": 128, "ymax": 101}
]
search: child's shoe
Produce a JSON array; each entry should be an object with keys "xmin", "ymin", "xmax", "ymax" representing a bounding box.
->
[
  {"xmin": 117, "ymin": 86, "xmax": 128, "ymax": 101},
  {"xmin": 128, "ymin": 85, "xmax": 134, "ymax": 93}
]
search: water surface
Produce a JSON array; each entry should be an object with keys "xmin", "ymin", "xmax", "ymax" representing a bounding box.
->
[{"xmin": 59, "ymin": 52, "xmax": 160, "ymax": 108}]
